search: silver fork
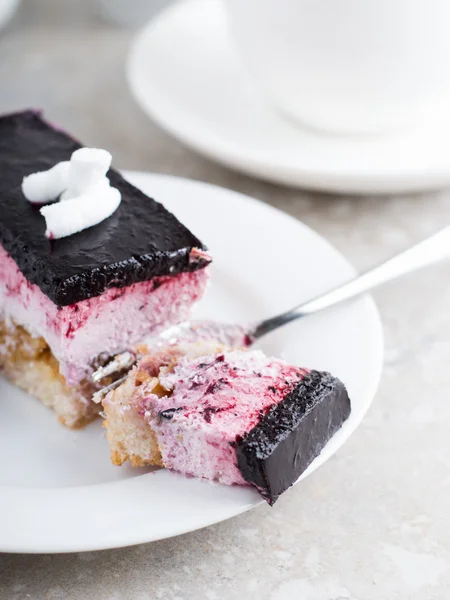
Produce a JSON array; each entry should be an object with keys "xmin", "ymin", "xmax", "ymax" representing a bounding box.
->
[{"xmin": 92, "ymin": 226, "xmax": 450, "ymax": 400}]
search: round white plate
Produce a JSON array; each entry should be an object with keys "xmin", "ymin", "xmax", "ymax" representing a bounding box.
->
[
  {"xmin": 0, "ymin": 172, "xmax": 383, "ymax": 553},
  {"xmin": 127, "ymin": 0, "xmax": 450, "ymax": 195}
]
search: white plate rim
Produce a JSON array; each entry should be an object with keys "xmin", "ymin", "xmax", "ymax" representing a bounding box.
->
[
  {"xmin": 126, "ymin": 0, "xmax": 450, "ymax": 195},
  {"xmin": 0, "ymin": 172, "xmax": 384, "ymax": 553}
]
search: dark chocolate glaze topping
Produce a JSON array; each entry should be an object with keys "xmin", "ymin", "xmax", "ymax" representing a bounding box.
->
[
  {"xmin": 0, "ymin": 110, "xmax": 210, "ymax": 306},
  {"xmin": 235, "ymin": 370, "xmax": 351, "ymax": 505}
]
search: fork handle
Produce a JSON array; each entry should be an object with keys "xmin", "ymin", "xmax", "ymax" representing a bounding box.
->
[{"xmin": 250, "ymin": 226, "xmax": 450, "ymax": 340}]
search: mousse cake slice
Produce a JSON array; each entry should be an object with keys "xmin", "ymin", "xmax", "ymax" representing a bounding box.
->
[
  {"xmin": 0, "ymin": 110, "xmax": 210, "ymax": 427},
  {"xmin": 102, "ymin": 347, "xmax": 351, "ymax": 504}
]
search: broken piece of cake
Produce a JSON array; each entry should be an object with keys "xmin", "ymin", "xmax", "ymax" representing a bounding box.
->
[
  {"xmin": 0, "ymin": 110, "xmax": 210, "ymax": 427},
  {"xmin": 102, "ymin": 346, "xmax": 351, "ymax": 504}
]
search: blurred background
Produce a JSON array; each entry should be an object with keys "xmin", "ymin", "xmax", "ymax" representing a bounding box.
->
[{"xmin": 0, "ymin": 0, "xmax": 180, "ymax": 174}]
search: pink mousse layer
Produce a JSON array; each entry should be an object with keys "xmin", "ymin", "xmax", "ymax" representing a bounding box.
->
[
  {"xmin": 144, "ymin": 350, "xmax": 305, "ymax": 485},
  {"xmin": 0, "ymin": 245, "xmax": 209, "ymax": 385}
]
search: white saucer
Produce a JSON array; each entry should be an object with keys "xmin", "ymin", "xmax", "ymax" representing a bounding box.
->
[
  {"xmin": 0, "ymin": 172, "xmax": 383, "ymax": 553},
  {"xmin": 127, "ymin": 0, "xmax": 450, "ymax": 195}
]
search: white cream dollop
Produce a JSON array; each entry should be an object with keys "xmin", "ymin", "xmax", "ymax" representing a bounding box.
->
[
  {"xmin": 41, "ymin": 184, "xmax": 121, "ymax": 240},
  {"xmin": 21, "ymin": 148, "xmax": 121, "ymax": 239},
  {"xmin": 60, "ymin": 148, "xmax": 112, "ymax": 201},
  {"xmin": 21, "ymin": 161, "xmax": 70, "ymax": 205}
]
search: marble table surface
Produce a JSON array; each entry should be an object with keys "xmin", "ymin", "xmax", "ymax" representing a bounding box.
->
[{"xmin": 1, "ymin": 2, "xmax": 450, "ymax": 599}]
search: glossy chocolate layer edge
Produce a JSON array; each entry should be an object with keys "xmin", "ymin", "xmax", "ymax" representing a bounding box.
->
[
  {"xmin": 0, "ymin": 110, "xmax": 210, "ymax": 306},
  {"xmin": 235, "ymin": 370, "xmax": 351, "ymax": 504}
]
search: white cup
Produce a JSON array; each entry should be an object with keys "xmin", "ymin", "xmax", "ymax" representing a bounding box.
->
[
  {"xmin": 0, "ymin": 0, "xmax": 20, "ymax": 30},
  {"xmin": 225, "ymin": 0, "xmax": 450, "ymax": 134}
]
